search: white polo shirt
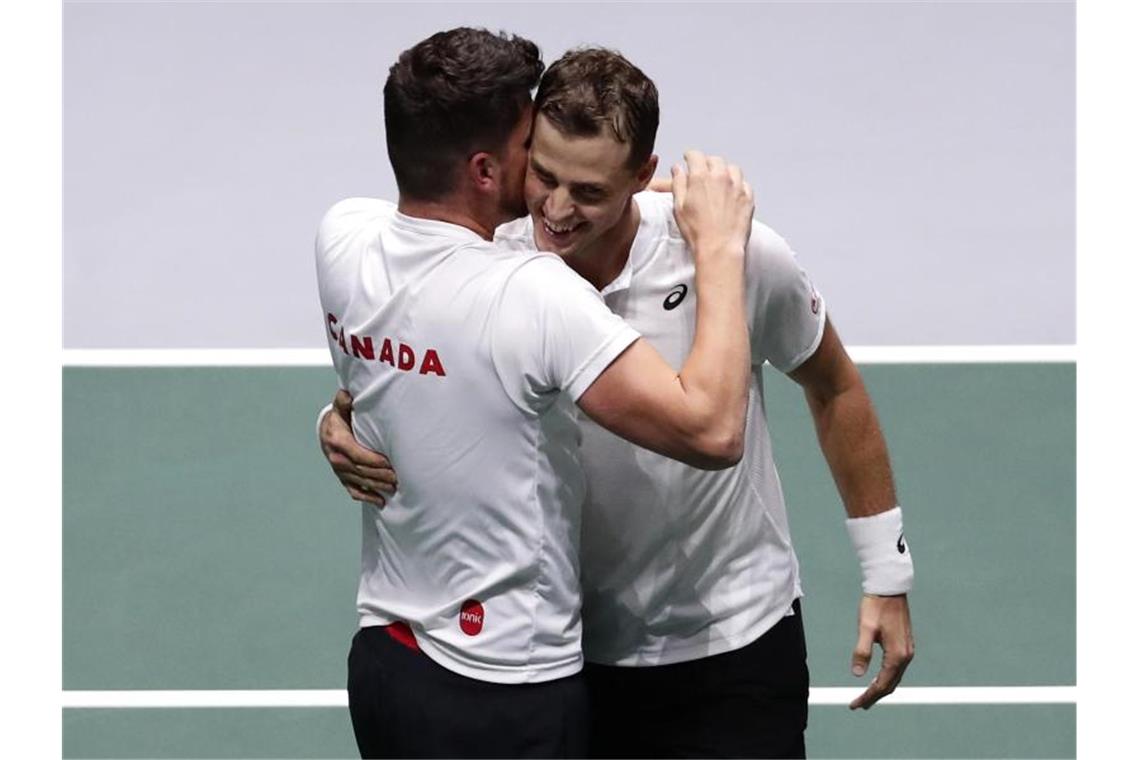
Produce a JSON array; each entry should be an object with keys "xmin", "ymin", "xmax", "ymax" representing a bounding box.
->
[
  {"xmin": 496, "ymin": 190, "xmax": 826, "ymax": 666},
  {"xmin": 315, "ymin": 198, "xmax": 639, "ymax": 683}
]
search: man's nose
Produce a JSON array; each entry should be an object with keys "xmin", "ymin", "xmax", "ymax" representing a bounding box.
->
[{"xmin": 544, "ymin": 187, "xmax": 574, "ymax": 221}]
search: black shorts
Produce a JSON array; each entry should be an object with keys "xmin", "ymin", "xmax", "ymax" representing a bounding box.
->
[
  {"xmin": 585, "ymin": 599, "xmax": 809, "ymax": 758},
  {"xmin": 346, "ymin": 625, "xmax": 589, "ymax": 758}
]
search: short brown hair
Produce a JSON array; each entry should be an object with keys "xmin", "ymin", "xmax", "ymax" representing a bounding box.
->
[
  {"xmin": 534, "ymin": 48, "xmax": 659, "ymax": 171},
  {"xmin": 384, "ymin": 28, "xmax": 543, "ymax": 200}
]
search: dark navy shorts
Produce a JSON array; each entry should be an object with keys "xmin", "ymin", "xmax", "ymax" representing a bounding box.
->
[
  {"xmin": 585, "ymin": 599, "xmax": 809, "ymax": 758},
  {"xmin": 347, "ymin": 624, "xmax": 589, "ymax": 758}
]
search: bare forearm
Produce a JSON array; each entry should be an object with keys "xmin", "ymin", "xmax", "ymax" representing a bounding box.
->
[
  {"xmin": 677, "ymin": 244, "xmax": 750, "ymax": 453},
  {"xmin": 807, "ymin": 381, "xmax": 896, "ymax": 518}
]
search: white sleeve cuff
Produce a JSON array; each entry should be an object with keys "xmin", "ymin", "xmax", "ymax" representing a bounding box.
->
[{"xmin": 315, "ymin": 402, "xmax": 334, "ymax": 447}]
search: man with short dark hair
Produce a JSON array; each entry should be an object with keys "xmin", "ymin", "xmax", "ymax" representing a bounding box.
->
[
  {"xmin": 316, "ymin": 29, "xmax": 757, "ymax": 758},
  {"xmin": 323, "ymin": 45, "xmax": 916, "ymax": 758},
  {"xmin": 382, "ymin": 27, "xmax": 541, "ymax": 209}
]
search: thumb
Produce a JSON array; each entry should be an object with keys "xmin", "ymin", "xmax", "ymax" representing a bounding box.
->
[
  {"xmin": 333, "ymin": 389, "xmax": 354, "ymax": 419},
  {"xmin": 851, "ymin": 624, "xmax": 875, "ymax": 678}
]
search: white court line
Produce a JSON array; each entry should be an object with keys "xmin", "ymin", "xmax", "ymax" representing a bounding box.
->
[
  {"xmin": 847, "ymin": 345, "xmax": 1075, "ymax": 364},
  {"xmin": 61, "ymin": 686, "xmax": 1076, "ymax": 709},
  {"xmin": 62, "ymin": 348, "xmax": 331, "ymax": 367},
  {"xmin": 62, "ymin": 345, "xmax": 1076, "ymax": 367}
]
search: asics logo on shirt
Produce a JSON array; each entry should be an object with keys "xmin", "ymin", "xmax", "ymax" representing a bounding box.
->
[{"xmin": 663, "ymin": 284, "xmax": 688, "ymax": 310}]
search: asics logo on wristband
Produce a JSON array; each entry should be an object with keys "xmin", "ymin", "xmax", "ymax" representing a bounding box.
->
[
  {"xmin": 897, "ymin": 532, "xmax": 907, "ymax": 554},
  {"xmin": 663, "ymin": 284, "xmax": 687, "ymax": 310}
]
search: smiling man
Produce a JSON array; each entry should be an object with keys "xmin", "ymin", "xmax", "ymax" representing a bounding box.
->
[
  {"xmin": 322, "ymin": 47, "xmax": 916, "ymax": 758},
  {"xmin": 316, "ymin": 29, "xmax": 761, "ymax": 759}
]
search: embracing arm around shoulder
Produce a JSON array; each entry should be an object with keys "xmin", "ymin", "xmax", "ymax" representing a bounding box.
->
[{"xmin": 576, "ymin": 151, "xmax": 753, "ymax": 470}]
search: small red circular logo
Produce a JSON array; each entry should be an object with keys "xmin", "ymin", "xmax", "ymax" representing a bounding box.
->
[{"xmin": 459, "ymin": 599, "xmax": 484, "ymax": 636}]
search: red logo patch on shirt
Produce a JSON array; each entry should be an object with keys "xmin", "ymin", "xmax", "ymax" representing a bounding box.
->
[
  {"xmin": 810, "ymin": 291, "xmax": 820, "ymax": 315},
  {"xmin": 459, "ymin": 599, "xmax": 485, "ymax": 636}
]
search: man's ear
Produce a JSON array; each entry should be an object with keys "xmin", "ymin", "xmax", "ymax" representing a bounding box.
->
[
  {"xmin": 633, "ymin": 154, "xmax": 659, "ymax": 193},
  {"xmin": 467, "ymin": 152, "xmax": 498, "ymax": 194}
]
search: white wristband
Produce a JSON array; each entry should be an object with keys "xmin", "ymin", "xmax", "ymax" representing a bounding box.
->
[
  {"xmin": 845, "ymin": 506, "xmax": 914, "ymax": 595},
  {"xmin": 316, "ymin": 402, "xmax": 335, "ymax": 445}
]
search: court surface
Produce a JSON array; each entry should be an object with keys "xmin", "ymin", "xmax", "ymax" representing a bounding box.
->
[{"xmin": 62, "ymin": 354, "xmax": 1074, "ymax": 758}]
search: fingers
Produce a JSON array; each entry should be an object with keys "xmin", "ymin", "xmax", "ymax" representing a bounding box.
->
[
  {"xmin": 321, "ymin": 412, "xmax": 392, "ymax": 470},
  {"xmin": 345, "ymin": 483, "xmax": 386, "ymax": 509},
  {"xmin": 328, "ymin": 449, "xmax": 397, "ymax": 492},
  {"xmin": 334, "ymin": 459, "xmax": 392, "ymax": 508},
  {"xmin": 706, "ymin": 154, "xmax": 726, "ymax": 177},
  {"xmin": 848, "ymin": 651, "xmax": 911, "ymax": 710},
  {"xmin": 683, "ymin": 148, "xmax": 709, "ymax": 175},
  {"xmin": 727, "ymin": 163, "xmax": 743, "ymax": 189},
  {"xmin": 848, "ymin": 595, "xmax": 916, "ymax": 710},
  {"xmin": 851, "ymin": 620, "xmax": 874, "ymax": 678},
  {"xmin": 849, "ymin": 661, "xmax": 895, "ymax": 710},
  {"xmin": 647, "ymin": 176, "xmax": 673, "ymax": 193},
  {"xmin": 355, "ymin": 463, "xmax": 398, "ymax": 488},
  {"xmin": 320, "ymin": 395, "xmax": 401, "ymax": 503},
  {"xmin": 341, "ymin": 440, "xmax": 391, "ymax": 470}
]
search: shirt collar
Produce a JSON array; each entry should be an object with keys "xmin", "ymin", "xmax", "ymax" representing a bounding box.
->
[{"xmin": 599, "ymin": 195, "xmax": 656, "ymax": 297}]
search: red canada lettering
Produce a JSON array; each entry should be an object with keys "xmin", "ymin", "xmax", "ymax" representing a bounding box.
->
[
  {"xmin": 419, "ymin": 349, "xmax": 446, "ymax": 376},
  {"xmin": 350, "ymin": 335, "xmax": 375, "ymax": 360},
  {"xmin": 327, "ymin": 313, "xmax": 348, "ymax": 355},
  {"xmin": 379, "ymin": 338, "xmax": 395, "ymax": 366},
  {"xmin": 397, "ymin": 343, "xmax": 415, "ymax": 371},
  {"xmin": 330, "ymin": 322, "xmax": 445, "ymax": 379}
]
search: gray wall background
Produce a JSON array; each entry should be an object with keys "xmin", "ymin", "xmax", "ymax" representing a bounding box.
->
[{"xmin": 63, "ymin": 0, "xmax": 1074, "ymax": 348}]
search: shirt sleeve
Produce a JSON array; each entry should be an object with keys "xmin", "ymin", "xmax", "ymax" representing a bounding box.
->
[
  {"xmin": 747, "ymin": 222, "xmax": 826, "ymax": 373},
  {"xmin": 491, "ymin": 255, "xmax": 640, "ymax": 414}
]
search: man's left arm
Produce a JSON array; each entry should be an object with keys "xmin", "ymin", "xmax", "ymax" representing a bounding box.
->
[{"xmin": 787, "ymin": 317, "xmax": 916, "ymax": 710}]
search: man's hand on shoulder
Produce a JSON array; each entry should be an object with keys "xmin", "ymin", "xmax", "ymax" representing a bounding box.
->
[
  {"xmin": 670, "ymin": 150, "xmax": 753, "ymax": 258},
  {"xmin": 848, "ymin": 593, "xmax": 915, "ymax": 710},
  {"xmin": 320, "ymin": 390, "xmax": 398, "ymax": 507}
]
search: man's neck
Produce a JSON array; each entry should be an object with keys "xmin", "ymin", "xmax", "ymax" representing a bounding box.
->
[
  {"xmin": 397, "ymin": 196, "xmax": 498, "ymax": 241},
  {"xmin": 564, "ymin": 198, "xmax": 641, "ymax": 291}
]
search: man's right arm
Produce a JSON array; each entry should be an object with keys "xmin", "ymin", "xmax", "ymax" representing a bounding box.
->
[
  {"xmin": 319, "ymin": 151, "xmax": 754, "ymax": 491},
  {"xmin": 575, "ymin": 152, "xmax": 753, "ymax": 469}
]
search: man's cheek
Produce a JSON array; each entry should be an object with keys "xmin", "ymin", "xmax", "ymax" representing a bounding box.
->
[{"xmin": 524, "ymin": 184, "xmax": 543, "ymax": 210}]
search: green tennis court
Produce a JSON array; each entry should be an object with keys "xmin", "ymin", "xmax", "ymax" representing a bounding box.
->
[{"xmin": 62, "ymin": 361, "xmax": 1075, "ymax": 758}]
